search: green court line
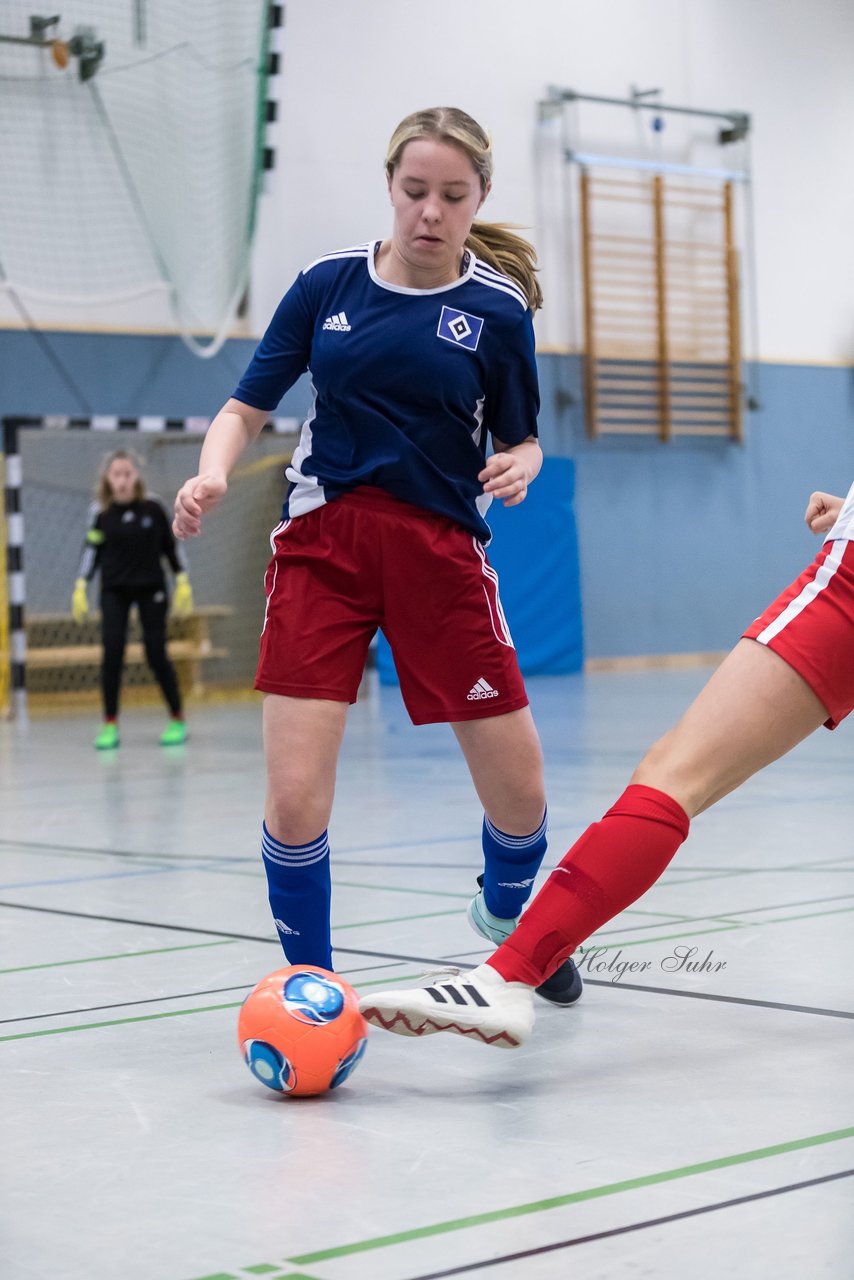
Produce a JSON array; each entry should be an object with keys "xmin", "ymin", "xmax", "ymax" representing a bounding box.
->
[
  {"xmin": 655, "ymin": 855, "xmax": 854, "ymax": 888},
  {"xmin": 0, "ymin": 971, "xmax": 430, "ymax": 1042},
  {"xmin": 285, "ymin": 1125, "xmax": 854, "ymax": 1265},
  {"xmin": 0, "ymin": 938, "xmax": 237, "ymax": 975},
  {"xmin": 205, "ymin": 866, "xmax": 474, "ymax": 901},
  {"xmin": 333, "ymin": 880, "xmax": 470, "ymax": 899},
  {"xmin": 598, "ymin": 891, "xmax": 854, "ymax": 938},
  {"xmin": 590, "ymin": 902, "xmax": 854, "ymax": 952},
  {"xmin": 0, "ymin": 1001, "xmax": 244, "ymax": 1042},
  {"xmin": 335, "ymin": 908, "xmax": 461, "ymax": 930},
  {"xmin": 620, "ymin": 908, "xmax": 695, "ymax": 920}
]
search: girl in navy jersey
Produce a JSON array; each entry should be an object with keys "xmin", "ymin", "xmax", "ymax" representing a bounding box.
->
[
  {"xmin": 174, "ymin": 107, "xmax": 580, "ymax": 1004},
  {"xmin": 361, "ymin": 486, "xmax": 854, "ymax": 1046},
  {"xmin": 74, "ymin": 449, "xmax": 193, "ymax": 750}
]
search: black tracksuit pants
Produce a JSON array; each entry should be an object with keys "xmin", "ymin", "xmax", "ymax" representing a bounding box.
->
[{"xmin": 100, "ymin": 585, "xmax": 182, "ymax": 719}]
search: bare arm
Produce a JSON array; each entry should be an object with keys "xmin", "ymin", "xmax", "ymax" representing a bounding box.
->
[
  {"xmin": 173, "ymin": 398, "xmax": 270, "ymax": 538},
  {"xmin": 804, "ymin": 490, "xmax": 844, "ymax": 535},
  {"xmin": 479, "ymin": 436, "xmax": 543, "ymax": 508}
]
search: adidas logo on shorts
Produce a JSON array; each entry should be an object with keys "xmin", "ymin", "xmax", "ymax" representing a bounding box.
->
[
  {"xmin": 467, "ymin": 677, "xmax": 499, "ymax": 701},
  {"xmin": 322, "ymin": 310, "xmax": 351, "ymax": 332}
]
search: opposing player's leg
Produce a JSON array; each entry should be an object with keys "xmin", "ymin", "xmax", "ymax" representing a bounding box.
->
[
  {"xmin": 361, "ymin": 641, "xmax": 825, "ymax": 1044},
  {"xmin": 261, "ymin": 693, "xmax": 348, "ymax": 970},
  {"xmin": 487, "ymin": 638, "xmax": 829, "ymax": 989},
  {"xmin": 633, "ymin": 639, "xmax": 830, "ymax": 815}
]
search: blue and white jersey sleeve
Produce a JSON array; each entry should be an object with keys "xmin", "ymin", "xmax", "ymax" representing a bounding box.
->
[
  {"xmin": 233, "ymin": 274, "xmax": 313, "ymax": 411},
  {"xmin": 482, "ymin": 306, "xmax": 539, "ymax": 446}
]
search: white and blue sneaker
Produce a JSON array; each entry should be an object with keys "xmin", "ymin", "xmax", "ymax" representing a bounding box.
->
[
  {"xmin": 467, "ymin": 886, "xmax": 520, "ymax": 944},
  {"xmin": 359, "ymin": 964, "xmax": 535, "ymax": 1048},
  {"xmin": 468, "ymin": 876, "xmax": 583, "ymax": 1008}
]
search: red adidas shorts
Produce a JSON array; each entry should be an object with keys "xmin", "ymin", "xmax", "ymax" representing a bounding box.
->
[
  {"xmin": 255, "ymin": 487, "xmax": 529, "ymax": 725},
  {"xmin": 743, "ymin": 538, "xmax": 854, "ymax": 729}
]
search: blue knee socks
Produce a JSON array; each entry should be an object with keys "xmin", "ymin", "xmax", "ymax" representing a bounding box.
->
[
  {"xmin": 261, "ymin": 822, "xmax": 332, "ymax": 969},
  {"xmin": 481, "ymin": 809, "xmax": 548, "ymax": 919}
]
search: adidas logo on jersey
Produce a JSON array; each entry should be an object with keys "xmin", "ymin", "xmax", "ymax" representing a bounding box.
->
[
  {"xmin": 467, "ymin": 677, "xmax": 499, "ymax": 701},
  {"xmin": 322, "ymin": 310, "xmax": 351, "ymax": 332}
]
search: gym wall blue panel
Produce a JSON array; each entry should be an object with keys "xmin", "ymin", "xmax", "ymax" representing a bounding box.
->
[
  {"xmin": 536, "ymin": 354, "xmax": 854, "ymax": 658},
  {"xmin": 375, "ymin": 456, "xmax": 583, "ymax": 687}
]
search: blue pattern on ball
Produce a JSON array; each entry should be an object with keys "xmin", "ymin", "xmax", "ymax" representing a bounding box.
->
[
  {"xmin": 282, "ymin": 971, "xmax": 346, "ymax": 1025},
  {"xmin": 243, "ymin": 1038, "xmax": 296, "ymax": 1092},
  {"xmin": 330, "ymin": 1036, "xmax": 368, "ymax": 1089}
]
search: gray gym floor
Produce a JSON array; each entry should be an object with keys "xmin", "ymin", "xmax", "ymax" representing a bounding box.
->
[{"xmin": 1, "ymin": 669, "xmax": 852, "ymax": 1280}]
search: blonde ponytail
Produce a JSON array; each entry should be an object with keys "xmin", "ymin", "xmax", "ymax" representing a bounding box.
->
[{"xmin": 466, "ymin": 221, "xmax": 543, "ymax": 312}]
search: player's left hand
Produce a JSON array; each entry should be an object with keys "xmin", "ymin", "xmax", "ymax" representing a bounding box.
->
[{"xmin": 479, "ymin": 452, "xmax": 530, "ymax": 507}]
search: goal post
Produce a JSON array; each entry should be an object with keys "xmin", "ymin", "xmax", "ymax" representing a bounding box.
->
[{"xmin": 1, "ymin": 413, "xmax": 300, "ymax": 720}]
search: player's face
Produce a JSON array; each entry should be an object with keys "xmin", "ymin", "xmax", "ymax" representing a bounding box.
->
[
  {"xmin": 107, "ymin": 460, "xmax": 138, "ymax": 502},
  {"xmin": 388, "ymin": 138, "xmax": 488, "ymax": 282}
]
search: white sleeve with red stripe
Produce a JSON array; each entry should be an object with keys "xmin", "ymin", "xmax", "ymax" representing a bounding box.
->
[{"xmin": 826, "ymin": 480, "xmax": 854, "ymax": 541}]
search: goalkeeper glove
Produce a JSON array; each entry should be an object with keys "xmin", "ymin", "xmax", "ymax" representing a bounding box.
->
[
  {"xmin": 172, "ymin": 571, "xmax": 194, "ymax": 618},
  {"xmin": 72, "ymin": 578, "xmax": 89, "ymax": 624}
]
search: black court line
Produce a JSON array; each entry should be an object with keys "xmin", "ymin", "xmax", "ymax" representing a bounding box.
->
[
  {"xmin": 0, "ymin": 838, "xmax": 482, "ymax": 872},
  {"xmin": 581, "ymin": 978, "xmax": 854, "ymax": 1020},
  {"xmin": 400, "ymin": 1169, "xmax": 854, "ymax": 1280},
  {"xmin": 0, "ymin": 900, "xmax": 450, "ymax": 967},
  {"xmin": 0, "ymin": 837, "xmax": 253, "ymax": 865},
  {"xmin": 4, "ymin": 899, "xmax": 853, "ymax": 1022},
  {"xmin": 0, "ymin": 959, "xmax": 408, "ymax": 1025},
  {"xmin": 0, "ymin": 984, "xmax": 255, "ymax": 1025}
]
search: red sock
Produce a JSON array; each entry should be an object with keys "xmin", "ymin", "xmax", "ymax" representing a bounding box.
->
[{"xmin": 488, "ymin": 785, "xmax": 690, "ymax": 986}]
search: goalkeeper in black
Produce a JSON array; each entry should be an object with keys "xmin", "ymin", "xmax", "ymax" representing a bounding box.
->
[{"xmin": 72, "ymin": 449, "xmax": 193, "ymax": 749}]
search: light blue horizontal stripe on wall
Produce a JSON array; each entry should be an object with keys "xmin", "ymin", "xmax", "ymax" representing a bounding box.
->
[{"xmin": 2, "ymin": 330, "xmax": 852, "ymax": 658}]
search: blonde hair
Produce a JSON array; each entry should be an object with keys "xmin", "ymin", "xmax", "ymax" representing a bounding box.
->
[
  {"xmin": 97, "ymin": 448, "xmax": 146, "ymax": 507},
  {"xmin": 385, "ymin": 107, "xmax": 542, "ymax": 312}
]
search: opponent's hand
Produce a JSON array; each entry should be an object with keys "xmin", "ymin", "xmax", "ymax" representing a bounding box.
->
[
  {"xmin": 479, "ymin": 452, "xmax": 531, "ymax": 508},
  {"xmin": 71, "ymin": 577, "xmax": 89, "ymax": 624},
  {"xmin": 173, "ymin": 474, "xmax": 227, "ymax": 539},
  {"xmin": 804, "ymin": 491, "xmax": 844, "ymax": 535},
  {"xmin": 172, "ymin": 571, "xmax": 194, "ymax": 618}
]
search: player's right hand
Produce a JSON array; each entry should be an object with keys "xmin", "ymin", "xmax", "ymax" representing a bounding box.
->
[
  {"xmin": 173, "ymin": 474, "xmax": 227, "ymax": 539},
  {"xmin": 71, "ymin": 577, "xmax": 89, "ymax": 623},
  {"xmin": 804, "ymin": 491, "xmax": 844, "ymax": 535}
]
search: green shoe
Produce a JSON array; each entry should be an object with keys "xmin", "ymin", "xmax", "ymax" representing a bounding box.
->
[
  {"xmin": 160, "ymin": 719, "xmax": 187, "ymax": 746},
  {"xmin": 93, "ymin": 723, "xmax": 120, "ymax": 751}
]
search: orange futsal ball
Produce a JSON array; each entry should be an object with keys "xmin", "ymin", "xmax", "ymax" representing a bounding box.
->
[{"xmin": 238, "ymin": 965, "xmax": 368, "ymax": 1098}]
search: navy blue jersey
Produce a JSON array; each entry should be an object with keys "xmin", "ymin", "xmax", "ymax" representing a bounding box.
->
[{"xmin": 233, "ymin": 241, "xmax": 540, "ymax": 542}]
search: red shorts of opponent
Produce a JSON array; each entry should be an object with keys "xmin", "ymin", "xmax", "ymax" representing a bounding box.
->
[
  {"xmin": 256, "ymin": 487, "xmax": 529, "ymax": 725},
  {"xmin": 743, "ymin": 538, "xmax": 854, "ymax": 729}
]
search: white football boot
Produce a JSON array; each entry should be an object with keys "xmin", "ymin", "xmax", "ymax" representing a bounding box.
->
[{"xmin": 359, "ymin": 964, "xmax": 535, "ymax": 1049}]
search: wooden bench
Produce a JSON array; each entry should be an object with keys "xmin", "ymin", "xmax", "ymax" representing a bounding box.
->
[{"xmin": 24, "ymin": 607, "xmax": 233, "ymax": 700}]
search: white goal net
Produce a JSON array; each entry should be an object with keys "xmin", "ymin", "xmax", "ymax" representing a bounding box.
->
[{"xmin": 0, "ymin": 0, "xmax": 275, "ymax": 353}]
